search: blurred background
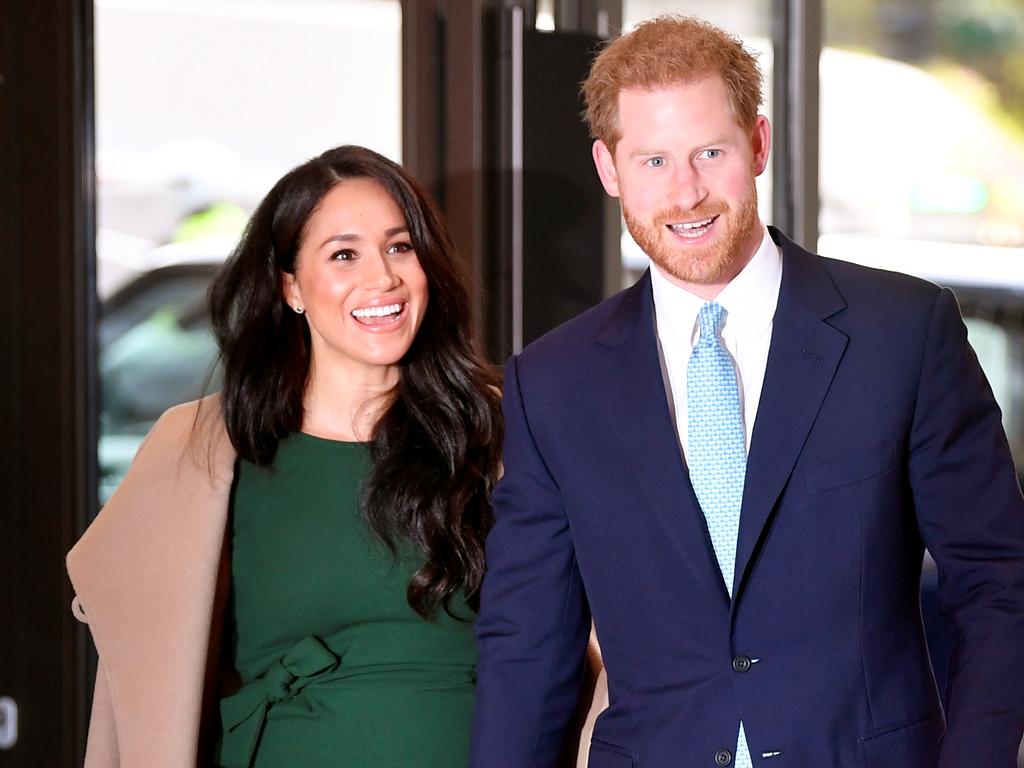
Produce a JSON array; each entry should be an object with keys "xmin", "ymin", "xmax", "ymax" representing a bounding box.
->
[{"xmin": 1, "ymin": 0, "xmax": 1021, "ymax": 763}]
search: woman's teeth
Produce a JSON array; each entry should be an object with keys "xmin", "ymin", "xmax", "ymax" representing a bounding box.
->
[{"xmin": 352, "ymin": 303, "xmax": 402, "ymax": 319}]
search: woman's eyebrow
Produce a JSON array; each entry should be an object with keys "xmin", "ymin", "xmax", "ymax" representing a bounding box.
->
[{"xmin": 319, "ymin": 226, "xmax": 407, "ymax": 248}]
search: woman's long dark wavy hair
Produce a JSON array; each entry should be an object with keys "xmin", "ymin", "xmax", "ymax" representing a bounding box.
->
[{"xmin": 208, "ymin": 145, "xmax": 503, "ymax": 617}]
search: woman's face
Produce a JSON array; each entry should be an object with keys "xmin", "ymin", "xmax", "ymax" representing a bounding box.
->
[{"xmin": 282, "ymin": 177, "xmax": 429, "ymax": 380}]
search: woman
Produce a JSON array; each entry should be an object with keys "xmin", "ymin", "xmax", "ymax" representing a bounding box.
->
[{"xmin": 67, "ymin": 145, "xmax": 503, "ymax": 767}]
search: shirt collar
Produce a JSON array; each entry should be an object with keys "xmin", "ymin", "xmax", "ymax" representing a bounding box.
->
[{"xmin": 650, "ymin": 223, "xmax": 782, "ymax": 345}]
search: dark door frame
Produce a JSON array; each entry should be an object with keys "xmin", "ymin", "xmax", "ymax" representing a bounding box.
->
[{"xmin": 0, "ymin": 0, "xmax": 96, "ymax": 765}]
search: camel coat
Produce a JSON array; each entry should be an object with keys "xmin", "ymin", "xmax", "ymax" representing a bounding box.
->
[{"xmin": 67, "ymin": 397, "xmax": 234, "ymax": 767}]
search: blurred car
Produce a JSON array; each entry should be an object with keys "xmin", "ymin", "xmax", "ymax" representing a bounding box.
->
[{"xmin": 98, "ymin": 259, "xmax": 221, "ymax": 502}]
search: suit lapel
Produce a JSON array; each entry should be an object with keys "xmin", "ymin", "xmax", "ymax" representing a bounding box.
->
[
  {"xmin": 732, "ymin": 230, "xmax": 849, "ymax": 606},
  {"xmin": 597, "ymin": 273, "xmax": 730, "ymax": 601}
]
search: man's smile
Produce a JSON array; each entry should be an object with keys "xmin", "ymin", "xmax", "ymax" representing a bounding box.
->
[{"xmin": 667, "ymin": 215, "xmax": 719, "ymax": 239}]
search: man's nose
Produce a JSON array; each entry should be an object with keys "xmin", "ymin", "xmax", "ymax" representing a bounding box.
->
[{"xmin": 667, "ymin": 163, "xmax": 707, "ymax": 211}]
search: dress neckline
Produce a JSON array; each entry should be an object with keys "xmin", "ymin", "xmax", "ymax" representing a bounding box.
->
[{"xmin": 295, "ymin": 431, "xmax": 368, "ymax": 447}]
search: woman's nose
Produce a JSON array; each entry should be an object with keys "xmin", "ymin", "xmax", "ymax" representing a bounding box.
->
[{"xmin": 362, "ymin": 253, "xmax": 399, "ymax": 289}]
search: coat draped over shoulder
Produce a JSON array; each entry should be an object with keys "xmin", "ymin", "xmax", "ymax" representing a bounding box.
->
[{"xmin": 67, "ymin": 396, "xmax": 236, "ymax": 768}]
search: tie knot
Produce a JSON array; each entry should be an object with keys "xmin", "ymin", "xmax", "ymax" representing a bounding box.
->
[{"xmin": 697, "ymin": 301, "xmax": 726, "ymax": 345}]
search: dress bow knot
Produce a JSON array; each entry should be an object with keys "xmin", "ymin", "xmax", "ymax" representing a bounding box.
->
[{"xmin": 218, "ymin": 635, "xmax": 341, "ymax": 767}]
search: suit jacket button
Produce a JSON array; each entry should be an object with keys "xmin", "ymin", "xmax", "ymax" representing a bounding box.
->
[
  {"xmin": 715, "ymin": 748, "xmax": 733, "ymax": 766},
  {"xmin": 732, "ymin": 655, "xmax": 752, "ymax": 673}
]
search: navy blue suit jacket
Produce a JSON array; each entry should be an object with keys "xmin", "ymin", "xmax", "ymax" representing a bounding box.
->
[{"xmin": 471, "ymin": 229, "xmax": 1024, "ymax": 768}]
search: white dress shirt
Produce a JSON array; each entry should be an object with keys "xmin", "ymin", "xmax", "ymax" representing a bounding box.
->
[{"xmin": 650, "ymin": 224, "xmax": 783, "ymax": 461}]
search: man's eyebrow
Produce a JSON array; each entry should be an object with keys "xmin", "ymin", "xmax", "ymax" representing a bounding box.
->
[
  {"xmin": 319, "ymin": 226, "xmax": 408, "ymax": 248},
  {"xmin": 629, "ymin": 148, "xmax": 666, "ymax": 158}
]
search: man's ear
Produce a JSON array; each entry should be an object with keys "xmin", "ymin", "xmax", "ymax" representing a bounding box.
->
[
  {"xmin": 751, "ymin": 115, "xmax": 771, "ymax": 177},
  {"xmin": 592, "ymin": 140, "xmax": 621, "ymax": 198}
]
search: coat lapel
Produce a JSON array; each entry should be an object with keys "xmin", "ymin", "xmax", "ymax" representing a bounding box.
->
[
  {"xmin": 732, "ymin": 230, "xmax": 849, "ymax": 605},
  {"xmin": 597, "ymin": 273, "xmax": 730, "ymax": 601}
]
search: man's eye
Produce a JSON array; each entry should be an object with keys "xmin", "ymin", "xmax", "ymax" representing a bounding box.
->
[
  {"xmin": 647, "ymin": 156, "xmax": 666, "ymax": 168},
  {"xmin": 702, "ymin": 149, "xmax": 722, "ymax": 160}
]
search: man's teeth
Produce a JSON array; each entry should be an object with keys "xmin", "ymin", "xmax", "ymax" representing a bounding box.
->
[
  {"xmin": 352, "ymin": 303, "xmax": 403, "ymax": 319},
  {"xmin": 668, "ymin": 217, "xmax": 716, "ymax": 239},
  {"xmin": 670, "ymin": 217, "xmax": 715, "ymax": 232}
]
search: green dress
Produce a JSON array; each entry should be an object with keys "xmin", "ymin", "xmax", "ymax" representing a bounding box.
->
[{"xmin": 216, "ymin": 433, "xmax": 477, "ymax": 768}]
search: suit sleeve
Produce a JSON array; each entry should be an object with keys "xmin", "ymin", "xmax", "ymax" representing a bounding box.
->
[
  {"xmin": 907, "ymin": 288, "xmax": 1024, "ymax": 766},
  {"xmin": 470, "ymin": 355, "xmax": 592, "ymax": 768}
]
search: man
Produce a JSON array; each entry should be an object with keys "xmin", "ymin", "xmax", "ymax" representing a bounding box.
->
[{"xmin": 470, "ymin": 15, "xmax": 1024, "ymax": 768}]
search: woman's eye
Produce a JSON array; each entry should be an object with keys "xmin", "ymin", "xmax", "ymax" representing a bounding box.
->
[
  {"xmin": 387, "ymin": 241, "xmax": 414, "ymax": 255},
  {"xmin": 330, "ymin": 249, "xmax": 356, "ymax": 261}
]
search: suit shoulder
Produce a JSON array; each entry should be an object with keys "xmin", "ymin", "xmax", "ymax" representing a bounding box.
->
[{"xmin": 516, "ymin": 281, "xmax": 642, "ymax": 372}]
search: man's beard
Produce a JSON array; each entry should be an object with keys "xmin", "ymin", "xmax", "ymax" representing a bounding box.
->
[{"xmin": 623, "ymin": 186, "xmax": 759, "ymax": 286}]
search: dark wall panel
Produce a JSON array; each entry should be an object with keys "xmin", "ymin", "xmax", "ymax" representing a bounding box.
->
[
  {"xmin": 0, "ymin": 0, "xmax": 95, "ymax": 764},
  {"xmin": 521, "ymin": 29, "xmax": 609, "ymax": 346}
]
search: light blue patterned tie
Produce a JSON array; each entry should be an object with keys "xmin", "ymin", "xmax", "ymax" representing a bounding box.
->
[{"xmin": 687, "ymin": 301, "xmax": 754, "ymax": 768}]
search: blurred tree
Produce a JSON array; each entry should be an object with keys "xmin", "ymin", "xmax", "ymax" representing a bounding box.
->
[{"xmin": 826, "ymin": 0, "xmax": 1024, "ymax": 129}]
